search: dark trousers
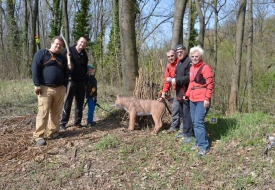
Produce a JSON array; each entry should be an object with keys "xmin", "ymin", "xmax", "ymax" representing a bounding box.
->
[
  {"xmin": 170, "ymin": 96, "xmax": 183, "ymax": 130},
  {"xmin": 179, "ymin": 100, "xmax": 194, "ymax": 137},
  {"xmin": 60, "ymin": 81, "xmax": 86, "ymax": 125}
]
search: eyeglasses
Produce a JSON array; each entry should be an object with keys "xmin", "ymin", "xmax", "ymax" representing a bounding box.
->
[
  {"xmin": 177, "ymin": 51, "xmax": 184, "ymax": 54},
  {"xmin": 191, "ymin": 55, "xmax": 199, "ymax": 58}
]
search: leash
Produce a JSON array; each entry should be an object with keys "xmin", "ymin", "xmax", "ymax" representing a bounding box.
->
[
  {"xmin": 163, "ymin": 100, "xmax": 171, "ymax": 115},
  {"xmin": 96, "ymin": 103, "xmax": 112, "ymax": 113}
]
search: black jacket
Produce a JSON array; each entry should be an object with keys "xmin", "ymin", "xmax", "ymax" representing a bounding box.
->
[
  {"xmin": 62, "ymin": 45, "xmax": 88, "ymax": 82},
  {"xmin": 174, "ymin": 55, "xmax": 192, "ymax": 97},
  {"xmin": 86, "ymin": 74, "xmax": 97, "ymax": 98},
  {"xmin": 32, "ymin": 49, "xmax": 68, "ymax": 87}
]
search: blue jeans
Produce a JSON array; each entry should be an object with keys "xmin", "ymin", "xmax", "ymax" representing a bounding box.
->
[
  {"xmin": 190, "ymin": 101, "xmax": 209, "ymax": 151},
  {"xmin": 87, "ymin": 98, "xmax": 96, "ymax": 124}
]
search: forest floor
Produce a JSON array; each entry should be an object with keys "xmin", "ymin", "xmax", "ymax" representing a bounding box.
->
[{"xmin": 1, "ymin": 80, "xmax": 275, "ymax": 189}]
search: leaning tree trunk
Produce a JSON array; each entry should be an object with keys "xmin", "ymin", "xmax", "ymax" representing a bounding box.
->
[
  {"xmin": 119, "ymin": 0, "xmax": 139, "ymax": 96},
  {"xmin": 228, "ymin": 0, "xmax": 247, "ymax": 115},
  {"xmin": 171, "ymin": 0, "xmax": 188, "ymax": 49}
]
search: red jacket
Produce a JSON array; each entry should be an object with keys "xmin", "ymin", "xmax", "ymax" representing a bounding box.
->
[
  {"xmin": 162, "ymin": 57, "xmax": 179, "ymax": 92},
  {"xmin": 185, "ymin": 61, "xmax": 214, "ymax": 102}
]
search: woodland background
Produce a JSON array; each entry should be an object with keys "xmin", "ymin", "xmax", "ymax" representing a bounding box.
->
[{"xmin": 1, "ymin": 0, "xmax": 275, "ymax": 115}]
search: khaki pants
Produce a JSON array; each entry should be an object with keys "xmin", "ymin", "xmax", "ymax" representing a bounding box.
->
[{"xmin": 33, "ymin": 85, "xmax": 66, "ymax": 140}]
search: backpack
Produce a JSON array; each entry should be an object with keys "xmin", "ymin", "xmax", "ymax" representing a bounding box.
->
[{"xmin": 193, "ymin": 64, "xmax": 206, "ymax": 84}]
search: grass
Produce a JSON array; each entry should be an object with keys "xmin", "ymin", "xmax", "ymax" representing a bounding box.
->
[
  {"xmin": 0, "ymin": 79, "xmax": 37, "ymax": 117},
  {"xmin": 1, "ymin": 79, "xmax": 275, "ymax": 189}
]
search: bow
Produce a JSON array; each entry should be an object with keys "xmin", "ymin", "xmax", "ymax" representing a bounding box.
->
[{"xmin": 60, "ymin": 26, "xmax": 72, "ymax": 70}]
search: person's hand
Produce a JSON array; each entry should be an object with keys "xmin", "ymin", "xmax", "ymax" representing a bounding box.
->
[
  {"xmin": 183, "ymin": 96, "xmax": 189, "ymax": 100},
  {"xmin": 34, "ymin": 86, "xmax": 42, "ymax": 95},
  {"xmin": 67, "ymin": 53, "xmax": 72, "ymax": 70},
  {"xmin": 157, "ymin": 96, "xmax": 165, "ymax": 102},
  {"xmin": 172, "ymin": 78, "xmax": 176, "ymax": 85},
  {"xmin": 158, "ymin": 91, "xmax": 166, "ymax": 102},
  {"xmin": 166, "ymin": 77, "xmax": 172, "ymax": 82},
  {"xmin": 204, "ymin": 100, "xmax": 210, "ymax": 108},
  {"xmin": 93, "ymin": 97, "xmax": 97, "ymax": 103}
]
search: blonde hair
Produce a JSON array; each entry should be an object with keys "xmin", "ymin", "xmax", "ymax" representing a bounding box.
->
[{"xmin": 189, "ymin": 46, "xmax": 204, "ymax": 59}]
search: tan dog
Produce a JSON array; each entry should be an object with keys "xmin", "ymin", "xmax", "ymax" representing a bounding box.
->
[{"xmin": 114, "ymin": 95, "xmax": 166, "ymax": 134}]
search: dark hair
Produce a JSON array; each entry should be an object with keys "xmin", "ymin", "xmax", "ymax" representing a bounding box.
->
[
  {"xmin": 167, "ymin": 49, "xmax": 176, "ymax": 54},
  {"xmin": 51, "ymin": 36, "xmax": 64, "ymax": 44}
]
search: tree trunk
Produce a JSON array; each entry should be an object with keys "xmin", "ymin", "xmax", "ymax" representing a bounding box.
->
[
  {"xmin": 186, "ymin": 0, "xmax": 192, "ymax": 51},
  {"xmin": 119, "ymin": 0, "xmax": 138, "ymax": 95},
  {"xmin": 246, "ymin": 0, "xmax": 253, "ymax": 112},
  {"xmin": 31, "ymin": 0, "xmax": 39, "ymax": 58},
  {"xmin": 63, "ymin": 0, "xmax": 70, "ymax": 44},
  {"xmin": 194, "ymin": 0, "xmax": 205, "ymax": 48},
  {"xmin": 171, "ymin": 0, "xmax": 188, "ymax": 49},
  {"xmin": 228, "ymin": 0, "xmax": 247, "ymax": 115},
  {"xmin": 213, "ymin": 0, "xmax": 218, "ymax": 78}
]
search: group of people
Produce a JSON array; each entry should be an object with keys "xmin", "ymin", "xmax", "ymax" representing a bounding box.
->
[
  {"xmin": 31, "ymin": 36, "xmax": 214, "ymax": 155},
  {"xmin": 31, "ymin": 36, "xmax": 97, "ymax": 146},
  {"xmin": 158, "ymin": 44, "xmax": 214, "ymax": 156}
]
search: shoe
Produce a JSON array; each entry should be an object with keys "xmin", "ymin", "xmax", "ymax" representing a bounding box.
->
[
  {"xmin": 75, "ymin": 123, "xmax": 83, "ymax": 128},
  {"xmin": 190, "ymin": 145, "xmax": 199, "ymax": 151},
  {"xmin": 60, "ymin": 124, "xmax": 66, "ymax": 131},
  {"xmin": 36, "ymin": 138, "xmax": 46, "ymax": 146},
  {"xmin": 198, "ymin": 149, "xmax": 210, "ymax": 156},
  {"xmin": 167, "ymin": 128, "xmax": 177, "ymax": 133},
  {"xmin": 177, "ymin": 133, "xmax": 187, "ymax": 138},
  {"xmin": 182, "ymin": 136, "xmax": 193, "ymax": 145},
  {"xmin": 87, "ymin": 122, "xmax": 96, "ymax": 128}
]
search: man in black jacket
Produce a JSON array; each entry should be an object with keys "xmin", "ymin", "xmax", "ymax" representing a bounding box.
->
[
  {"xmin": 172, "ymin": 44, "xmax": 194, "ymax": 144},
  {"xmin": 60, "ymin": 37, "xmax": 89, "ymax": 130},
  {"xmin": 32, "ymin": 36, "xmax": 68, "ymax": 146}
]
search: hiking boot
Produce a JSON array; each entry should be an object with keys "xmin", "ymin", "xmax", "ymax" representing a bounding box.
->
[
  {"xmin": 182, "ymin": 136, "xmax": 193, "ymax": 145},
  {"xmin": 36, "ymin": 138, "xmax": 46, "ymax": 146},
  {"xmin": 190, "ymin": 145, "xmax": 199, "ymax": 151},
  {"xmin": 75, "ymin": 123, "xmax": 83, "ymax": 128},
  {"xmin": 198, "ymin": 149, "xmax": 210, "ymax": 156},
  {"xmin": 59, "ymin": 124, "xmax": 66, "ymax": 131},
  {"xmin": 167, "ymin": 128, "xmax": 177, "ymax": 133},
  {"xmin": 177, "ymin": 133, "xmax": 187, "ymax": 138},
  {"xmin": 87, "ymin": 122, "xmax": 96, "ymax": 127}
]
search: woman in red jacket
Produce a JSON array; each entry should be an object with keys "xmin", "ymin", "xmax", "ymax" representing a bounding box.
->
[{"xmin": 184, "ymin": 46, "xmax": 214, "ymax": 156}]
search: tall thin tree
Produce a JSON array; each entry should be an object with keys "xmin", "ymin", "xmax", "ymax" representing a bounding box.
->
[
  {"xmin": 228, "ymin": 0, "xmax": 247, "ymax": 115},
  {"xmin": 246, "ymin": 0, "xmax": 253, "ymax": 112}
]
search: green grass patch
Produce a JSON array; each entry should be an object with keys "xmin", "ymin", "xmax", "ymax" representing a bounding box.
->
[{"xmin": 95, "ymin": 134, "xmax": 120, "ymax": 150}]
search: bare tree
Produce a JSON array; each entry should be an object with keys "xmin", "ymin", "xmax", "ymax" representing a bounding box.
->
[
  {"xmin": 119, "ymin": 0, "xmax": 138, "ymax": 95},
  {"xmin": 228, "ymin": 0, "xmax": 247, "ymax": 115},
  {"xmin": 171, "ymin": 0, "xmax": 188, "ymax": 48}
]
